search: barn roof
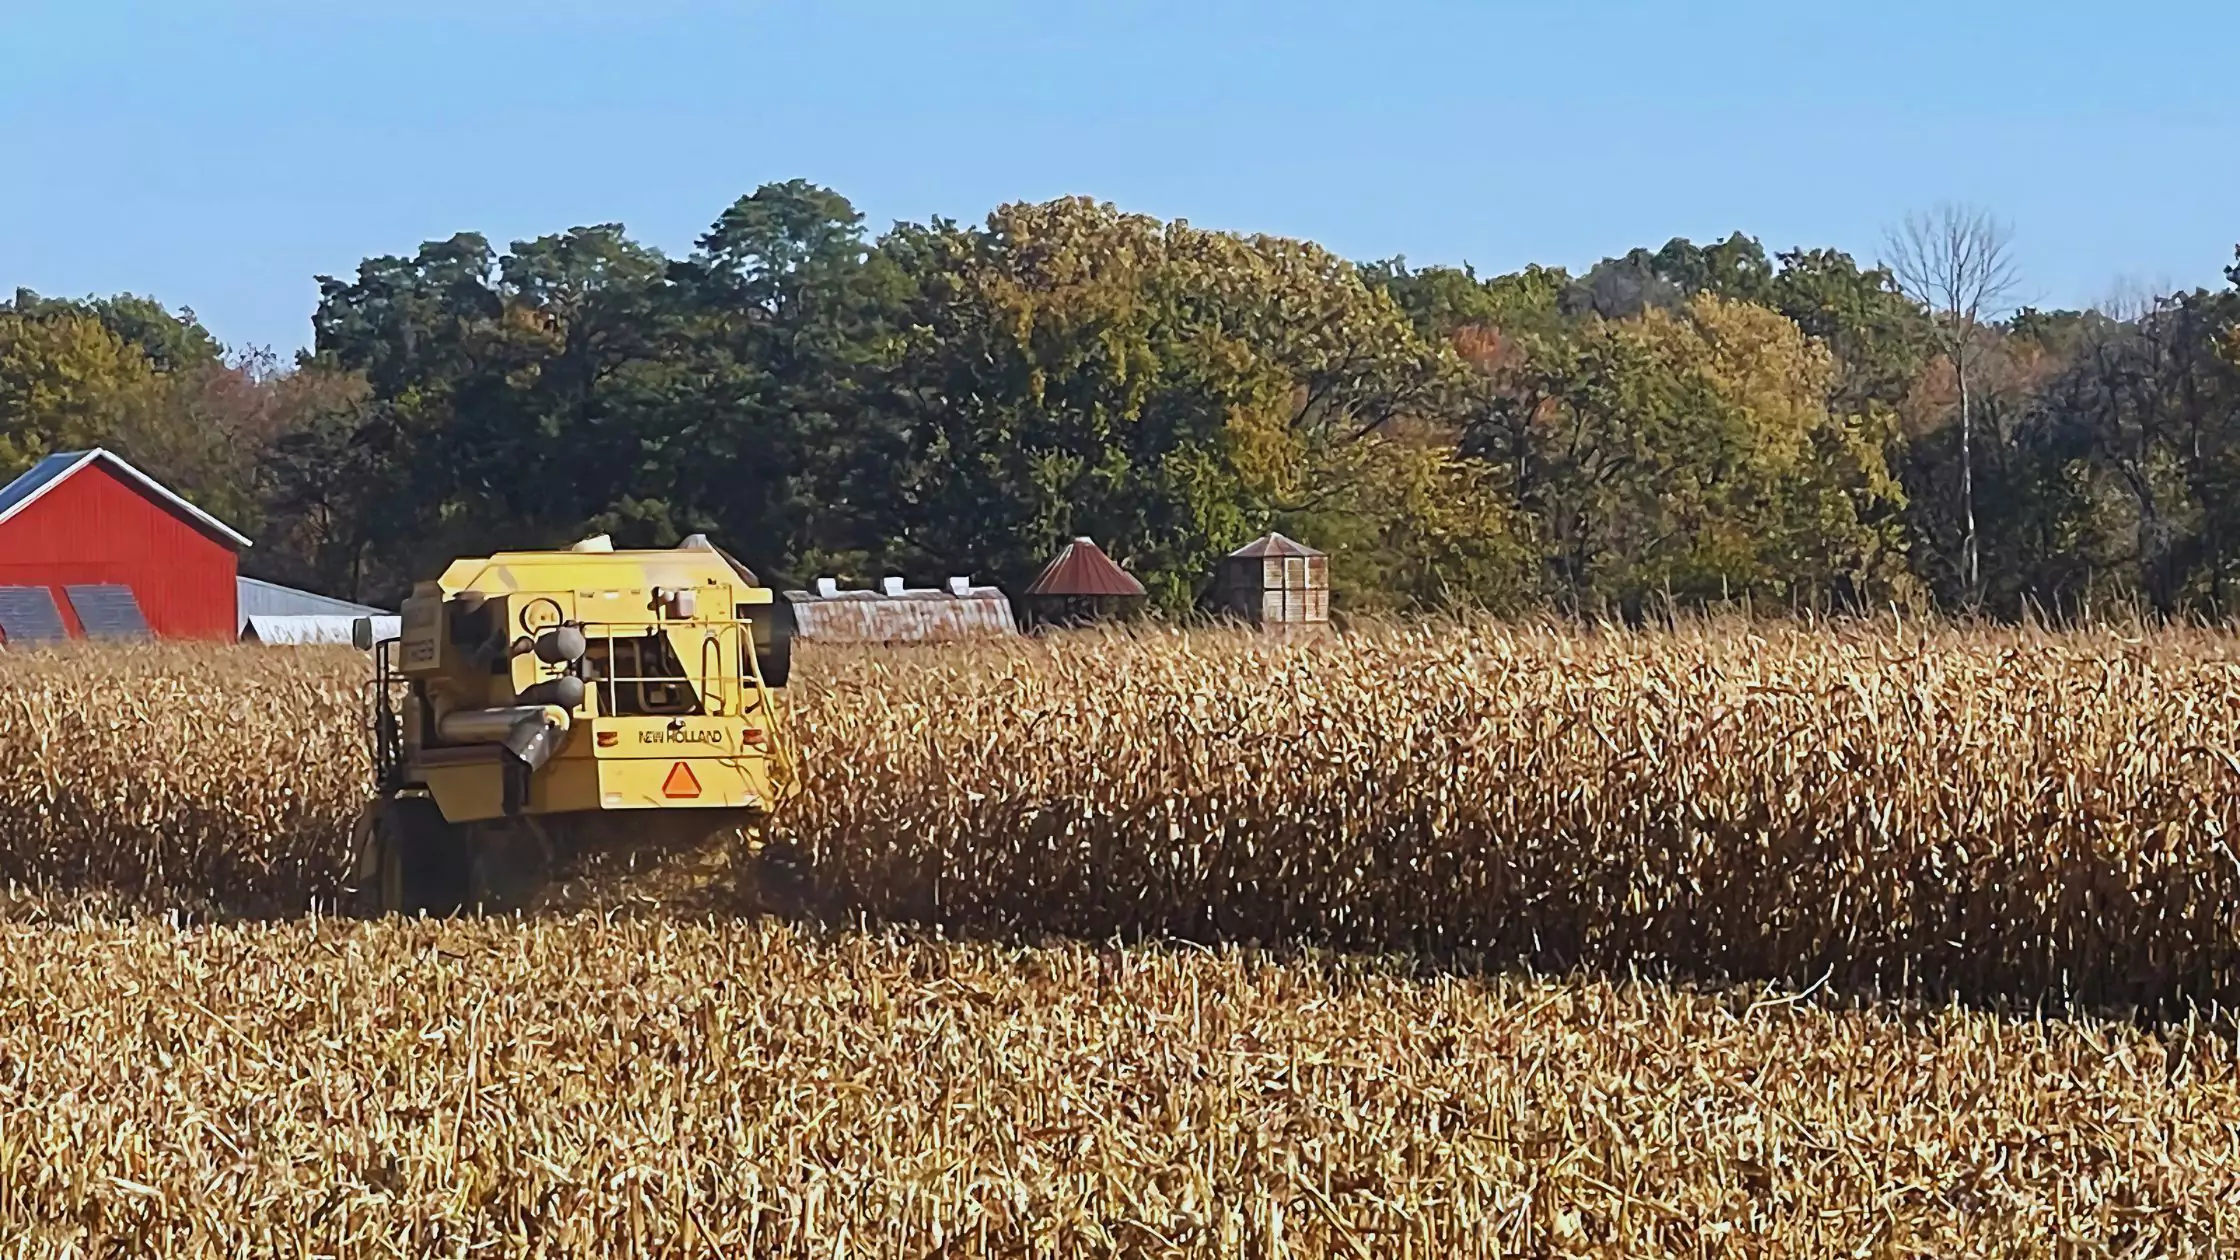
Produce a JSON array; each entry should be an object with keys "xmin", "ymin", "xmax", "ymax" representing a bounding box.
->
[
  {"xmin": 782, "ymin": 577, "xmax": 1017, "ymax": 643},
  {"xmin": 237, "ymin": 576, "xmax": 390, "ymax": 624},
  {"xmin": 0, "ymin": 449, "xmax": 252, "ymax": 549},
  {"xmin": 1024, "ymin": 536, "xmax": 1147, "ymax": 599},
  {"xmin": 1226, "ymin": 532, "xmax": 1323, "ymax": 560}
]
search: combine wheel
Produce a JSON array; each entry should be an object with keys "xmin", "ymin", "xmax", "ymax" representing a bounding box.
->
[
  {"xmin": 349, "ymin": 795, "xmax": 470, "ymax": 917},
  {"xmin": 737, "ymin": 825, "xmax": 816, "ymax": 918},
  {"xmin": 465, "ymin": 822, "xmax": 554, "ymax": 914}
]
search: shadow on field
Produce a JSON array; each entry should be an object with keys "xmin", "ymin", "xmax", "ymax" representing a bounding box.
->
[
  {"xmin": 601, "ymin": 841, "xmax": 2231, "ymax": 1031},
  {"xmin": 714, "ymin": 844, "xmax": 2240, "ymax": 1032},
  {"xmin": 8, "ymin": 833, "xmax": 2233, "ymax": 1033}
]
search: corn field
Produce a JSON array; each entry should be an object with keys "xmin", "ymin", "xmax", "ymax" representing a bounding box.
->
[
  {"xmin": 6, "ymin": 622, "xmax": 2240, "ymax": 1009},
  {"xmin": 4, "ymin": 623, "xmax": 2240, "ymax": 1255},
  {"xmin": 784, "ymin": 620, "xmax": 2240, "ymax": 1012},
  {"xmin": 0, "ymin": 914, "xmax": 2234, "ymax": 1256},
  {"xmin": 0, "ymin": 642, "xmax": 364, "ymax": 917}
]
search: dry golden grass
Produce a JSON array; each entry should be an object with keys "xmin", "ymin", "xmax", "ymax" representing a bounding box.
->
[
  {"xmin": 6, "ymin": 621, "xmax": 2240, "ymax": 1010},
  {"xmin": 0, "ymin": 914, "xmax": 2233, "ymax": 1257}
]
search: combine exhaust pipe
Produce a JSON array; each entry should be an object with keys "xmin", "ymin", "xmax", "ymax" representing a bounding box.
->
[
  {"xmin": 437, "ymin": 705, "xmax": 574, "ymax": 772},
  {"xmin": 437, "ymin": 704, "xmax": 573, "ymax": 816}
]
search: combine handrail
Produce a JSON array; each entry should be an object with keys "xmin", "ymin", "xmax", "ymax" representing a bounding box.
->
[{"xmin": 580, "ymin": 619, "xmax": 727, "ymax": 717}]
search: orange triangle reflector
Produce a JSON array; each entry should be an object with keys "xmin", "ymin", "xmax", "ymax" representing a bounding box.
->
[{"xmin": 662, "ymin": 761, "xmax": 701, "ymax": 799}]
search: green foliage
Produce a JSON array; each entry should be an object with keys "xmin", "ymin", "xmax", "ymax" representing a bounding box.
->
[
  {"xmin": 883, "ymin": 197, "xmax": 1459, "ymax": 606},
  {"xmin": 0, "ymin": 307, "xmax": 164, "ymax": 476},
  {"xmin": 10, "ymin": 184, "xmax": 2240, "ymax": 623},
  {"xmin": 0, "ymin": 291, "xmax": 281, "ymax": 535},
  {"xmin": 1763, "ymin": 249, "xmax": 1932, "ymax": 413},
  {"xmin": 1279, "ymin": 430, "xmax": 1537, "ymax": 611},
  {"xmin": 7, "ymin": 289, "xmax": 226, "ymax": 373},
  {"xmin": 1651, "ymin": 233, "xmax": 1777, "ymax": 304},
  {"xmin": 1363, "ymin": 260, "xmax": 1570, "ymax": 344},
  {"xmin": 1477, "ymin": 294, "xmax": 1909, "ymax": 614}
]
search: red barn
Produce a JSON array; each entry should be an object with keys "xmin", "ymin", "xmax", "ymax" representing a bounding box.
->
[{"xmin": 0, "ymin": 448, "xmax": 248, "ymax": 642}]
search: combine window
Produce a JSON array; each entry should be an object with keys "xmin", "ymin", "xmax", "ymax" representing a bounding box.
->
[{"xmin": 584, "ymin": 631, "xmax": 703, "ymax": 716}]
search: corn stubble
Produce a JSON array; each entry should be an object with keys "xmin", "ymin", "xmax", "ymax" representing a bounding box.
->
[{"xmin": 0, "ymin": 915, "xmax": 2234, "ymax": 1256}]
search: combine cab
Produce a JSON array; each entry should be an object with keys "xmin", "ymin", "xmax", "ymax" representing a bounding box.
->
[{"xmin": 346, "ymin": 534, "xmax": 799, "ymax": 914}]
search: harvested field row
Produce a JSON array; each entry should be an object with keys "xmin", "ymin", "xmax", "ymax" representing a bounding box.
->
[
  {"xmin": 6, "ymin": 622, "xmax": 2240, "ymax": 1008},
  {"xmin": 1, "ymin": 915, "xmax": 2233, "ymax": 1257}
]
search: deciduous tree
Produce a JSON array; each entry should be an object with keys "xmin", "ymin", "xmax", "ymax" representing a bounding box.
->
[{"xmin": 1883, "ymin": 204, "xmax": 2021, "ymax": 604}]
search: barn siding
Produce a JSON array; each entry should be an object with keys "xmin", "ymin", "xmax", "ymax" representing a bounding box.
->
[{"xmin": 0, "ymin": 464, "xmax": 239, "ymax": 639}]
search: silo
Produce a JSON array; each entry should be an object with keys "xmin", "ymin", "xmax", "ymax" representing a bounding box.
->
[{"xmin": 1214, "ymin": 533, "xmax": 1328, "ymax": 632}]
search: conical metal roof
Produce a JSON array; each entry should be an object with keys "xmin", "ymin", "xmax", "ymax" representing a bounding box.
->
[
  {"xmin": 1225, "ymin": 532, "xmax": 1322, "ymax": 560},
  {"xmin": 1023, "ymin": 536, "xmax": 1147, "ymax": 598}
]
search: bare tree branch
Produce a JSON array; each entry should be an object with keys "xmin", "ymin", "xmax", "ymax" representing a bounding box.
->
[
  {"xmin": 1881, "ymin": 203, "xmax": 2020, "ymax": 605},
  {"xmin": 1883, "ymin": 204, "xmax": 2020, "ymax": 342}
]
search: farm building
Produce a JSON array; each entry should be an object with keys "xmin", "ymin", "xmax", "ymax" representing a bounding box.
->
[
  {"xmin": 0, "ymin": 448, "xmax": 249, "ymax": 642},
  {"xmin": 241, "ymin": 614, "xmax": 401, "ymax": 646},
  {"xmin": 238, "ymin": 575, "xmax": 388, "ymax": 624},
  {"xmin": 1022, "ymin": 536, "xmax": 1146, "ymax": 628},
  {"xmin": 236, "ymin": 576, "xmax": 393, "ymax": 644},
  {"xmin": 783, "ymin": 575, "xmax": 1017, "ymax": 643},
  {"xmin": 0, "ymin": 448, "xmax": 393, "ymax": 646},
  {"xmin": 1213, "ymin": 532, "xmax": 1329, "ymax": 633}
]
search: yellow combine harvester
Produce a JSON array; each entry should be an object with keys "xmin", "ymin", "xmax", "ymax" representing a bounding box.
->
[{"xmin": 345, "ymin": 533, "xmax": 799, "ymax": 914}]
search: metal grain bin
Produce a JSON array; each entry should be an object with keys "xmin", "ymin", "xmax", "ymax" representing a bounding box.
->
[
  {"xmin": 1021, "ymin": 536, "xmax": 1148, "ymax": 629},
  {"xmin": 1214, "ymin": 533, "xmax": 1328, "ymax": 630}
]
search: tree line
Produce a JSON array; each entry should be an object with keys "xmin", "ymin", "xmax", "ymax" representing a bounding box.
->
[{"xmin": 5, "ymin": 181, "xmax": 2238, "ymax": 619}]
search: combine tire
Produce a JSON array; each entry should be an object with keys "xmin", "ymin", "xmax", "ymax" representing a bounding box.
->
[
  {"xmin": 350, "ymin": 796, "xmax": 470, "ymax": 917},
  {"xmin": 465, "ymin": 823, "xmax": 553, "ymax": 914}
]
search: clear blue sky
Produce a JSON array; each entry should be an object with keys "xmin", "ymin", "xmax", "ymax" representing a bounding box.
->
[{"xmin": 3, "ymin": 1, "xmax": 2233, "ymax": 355}]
